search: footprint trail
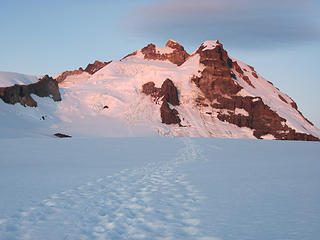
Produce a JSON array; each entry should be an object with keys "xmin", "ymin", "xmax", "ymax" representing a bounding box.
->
[{"xmin": 0, "ymin": 139, "xmax": 214, "ymax": 240}]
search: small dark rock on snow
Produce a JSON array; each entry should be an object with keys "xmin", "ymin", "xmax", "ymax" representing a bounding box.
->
[{"xmin": 54, "ymin": 133, "xmax": 72, "ymax": 138}]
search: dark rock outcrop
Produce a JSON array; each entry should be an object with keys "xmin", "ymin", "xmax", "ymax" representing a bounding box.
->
[
  {"xmin": 192, "ymin": 41, "xmax": 238, "ymax": 102},
  {"xmin": 252, "ymin": 72, "xmax": 258, "ymax": 78},
  {"xmin": 142, "ymin": 79, "xmax": 179, "ymax": 106},
  {"xmin": 233, "ymin": 61, "xmax": 244, "ymax": 75},
  {"xmin": 160, "ymin": 79, "xmax": 179, "ymax": 106},
  {"xmin": 54, "ymin": 133, "xmax": 72, "ymax": 138},
  {"xmin": 141, "ymin": 40, "xmax": 189, "ymax": 66},
  {"xmin": 142, "ymin": 79, "xmax": 181, "ymax": 125},
  {"xmin": 192, "ymin": 41, "xmax": 319, "ymax": 141},
  {"xmin": 160, "ymin": 99, "xmax": 181, "ymax": 125},
  {"xmin": 56, "ymin": 60, "xmax": 110, "ymax": 83},
  {"xmin": 84, "ymin": 60, "xmax": 111, "ymax": 75},
  {"xmin": 232, "ymin": 61, "xmax": 255, "ymax": 88},
  {"xmin": 278, "ymin": 94, "xmax": 288, "ymax": 104},
  {"xmin": 142, "ymin": 82, "xmax": 161, "ymax": 98},
  {"xmin": 0, "ymin": 75, "xmax": 61, "ymax": 107}
]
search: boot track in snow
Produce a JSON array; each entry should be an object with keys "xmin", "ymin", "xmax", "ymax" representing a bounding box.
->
[{"xmin": 0, "ymin": 139, "xmax": 215, "ymax": 240}]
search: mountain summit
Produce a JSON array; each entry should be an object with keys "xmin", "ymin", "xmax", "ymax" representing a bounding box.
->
[{"xmin": 1, "ymin": 40, "xmax": 319, "ymax": 140}]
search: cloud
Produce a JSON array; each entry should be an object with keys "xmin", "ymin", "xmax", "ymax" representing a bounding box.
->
[{"xmin": 124, "ymin": 0, "xmax": 320, "ymax": 49}]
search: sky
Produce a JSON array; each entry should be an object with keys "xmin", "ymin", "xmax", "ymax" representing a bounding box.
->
[{"xmin": 0, "ymin": 0, "xmax": 320, "ymax": 127}]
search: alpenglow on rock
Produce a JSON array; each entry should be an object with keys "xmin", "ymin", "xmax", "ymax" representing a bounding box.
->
[
  {"xmin": 0, "ymin": 75, "xmax": 61, "ymax": 107},
  {"xmin": 0, "ymin": 40, "xmax": 319, "ymax": 141}
]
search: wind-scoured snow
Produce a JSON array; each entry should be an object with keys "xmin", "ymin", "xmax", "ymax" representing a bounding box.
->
[{"xmin": 0, "ymin": 137, "xmax": 319, "ymax": 240}]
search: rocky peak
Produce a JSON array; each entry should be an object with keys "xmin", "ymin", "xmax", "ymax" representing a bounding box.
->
[
  {"xmin": 200, "ymin": 40, "xmax": 221, "ymax": 50},
  {"xmin": 192, "ymin": 40, "xmax": 236, "ymax": 102},
  {"xmin": 196, "ymin": 40, "xmax": 232, "ymax": 67},
  {"xmin": 141, "ymin": 44, "xmax": 157, "ymax": 58},
  {"xmin": 141, "ymin": 41, "xmax": 190, "ymax": 66},
  {"xmin": 191, "ymin": 40, "xmax": 319, "ymax": 141},
  {"xmin": 165, "ymin": 40, "xmax": 185, "ymax": 51}
]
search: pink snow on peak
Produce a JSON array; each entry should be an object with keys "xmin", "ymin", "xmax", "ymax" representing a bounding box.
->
[{"xmin": 201, "ymin": 40, "xmax": 221, "ymax": 50}]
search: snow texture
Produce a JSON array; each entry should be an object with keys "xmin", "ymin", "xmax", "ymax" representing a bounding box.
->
[
  {"xmin": 0, "ymin": 71, "xmax": 39, "ymax": 87},
  {"xmin": 0, "ymin": 138, "xmax": 319, "ymax": 240}
]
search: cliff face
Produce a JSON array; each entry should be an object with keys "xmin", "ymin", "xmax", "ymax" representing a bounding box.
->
[
  {"xmin": 0, "ymin": 75, "xmax": 61, "ymax": 107},
  {"xmin": 136, "ymin": 40, "xmax": 319, "ymax": 140},
  {"xmin": 142, "ymin": 79, "xmax": 181, "ymax": 125},
  {"xmin": 190, "ymin": 41, "xmax": 319, "ymax": 141}
]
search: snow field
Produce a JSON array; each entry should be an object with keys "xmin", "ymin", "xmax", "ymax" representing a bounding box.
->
[
  {"xmin": 0, "ymin": 72, "xmax": 39, "ymax": 87},
  {"xmin": 0, "ymin": 139, "xmax": 216, "ymax": 240},
  {"xmin": 0, "ymin": 138, "xmax": 319, "ymax": 240}
]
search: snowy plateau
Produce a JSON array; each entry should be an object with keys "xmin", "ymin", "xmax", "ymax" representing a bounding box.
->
[
  {"xmin": 0, "ymin": 40, "xmax": 320, "ymax": 240},
  {"xmin": 0, "ymin": 138, "xmax": 319, "ymax": 240}
]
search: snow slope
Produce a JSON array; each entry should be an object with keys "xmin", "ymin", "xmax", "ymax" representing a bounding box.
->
[
  {"xmin": 0, "ymin": 41, "xmax": 320, "ymax": 139},
  {"xmin": 0, "ymin": 71, "xmax": 39, "ymax": 87},
  {"xmin": 230, "ymin": 57, "xmax": 319, "ymax": 138},
  {"xmin": 0, "ymin": 137, "xmax": 319, "ymax": 240}
]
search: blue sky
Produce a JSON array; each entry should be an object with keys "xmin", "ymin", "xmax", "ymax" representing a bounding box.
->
[{"xmin": 1, "ymin": 0, "xmax": 320, "ymax": 127}]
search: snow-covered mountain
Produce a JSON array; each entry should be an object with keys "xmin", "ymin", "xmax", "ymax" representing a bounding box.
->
[{"xmin": 1, "ymin": 40, "xmax": 319, "ymax": 140}]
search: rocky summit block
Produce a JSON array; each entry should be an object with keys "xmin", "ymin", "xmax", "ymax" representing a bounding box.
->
[{"xmin": 141, "ymin": 40, "xmax": 189, "ymax": 66}]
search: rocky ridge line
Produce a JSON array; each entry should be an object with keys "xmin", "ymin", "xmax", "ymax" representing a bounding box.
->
[
  {"xmin": 0, "ymin": 75, "xmax": 61, "ymax": 107},
  {"xmin": 56, "ymin": 60, "xmax": 111, "ymax": 83},
  {"xmin": 141, "ymin": 40, "xmax": 190, "ymax": 66},
  {"xmin": 191, "ymin": 41, "xmax": 319, "ymax": 141}
]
